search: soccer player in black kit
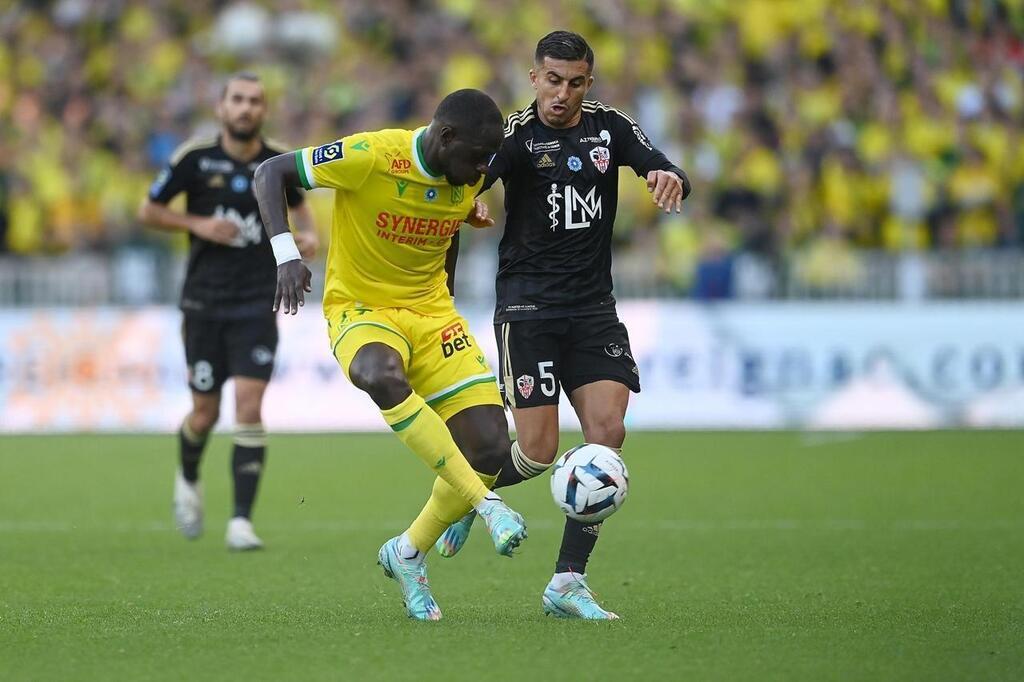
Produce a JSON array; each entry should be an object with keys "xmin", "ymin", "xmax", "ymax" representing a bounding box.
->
[
  {"xmin": 139, "ymin": 73, "xmax": 318, "ymax": 550},
  {"xmin": 436, "ymin": 32, "xmax": 689, "ymax": 618}
]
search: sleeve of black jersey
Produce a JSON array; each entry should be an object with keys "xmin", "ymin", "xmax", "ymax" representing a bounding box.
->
[
  {"xmin": 612, "ymin": 112, "xmax": 691, "ymax": 199},
  {"xmin": 147, "ymin": 151, "xmax": 193, "ymax": 204},
  {"xmin": 480, "ymin": 134, "xmax": 516, "ymax": 194}
]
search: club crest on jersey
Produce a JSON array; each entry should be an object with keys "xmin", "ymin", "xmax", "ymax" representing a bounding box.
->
[
  {"xmin": 567, "ymin": 156, "xmax": 582, "ymax": 172},
  {"xmin": 589, "ymin": 146, "xmax": 611, "ymax": 174},
  {"xmin": 312, "ymin": 141, "xmax": 343, "ymax": 165},
  {"xmin": 536, "ymin": 153, "xmax": 555, "ymax": 168},
  {"xmin": 450, "ymin": 185, "xmax": 464, "ymax": 204},
  {"xmin": 516, "ymin": 375, "xmax": 535, "ymax": 399}
]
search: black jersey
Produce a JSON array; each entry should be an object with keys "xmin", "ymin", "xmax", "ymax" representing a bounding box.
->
[
  {"xmin": 483, "ymin": 100, "xmax": 689, "ymax": 322},
  {"xmin": 148, "ymin": 136, "xmax": 303, "ymax": 318}
]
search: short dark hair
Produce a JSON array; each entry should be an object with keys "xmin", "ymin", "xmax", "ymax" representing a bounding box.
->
[
  {"xmin": 434, "ymin": 89, "xmax": 503, "ymax": 140},
  {"xmin": 535, "ymin": 30, "xmax": 594, "ymax": 70},
  {"xmin": 220, "ymin": 71, "xmax": 262, "ymax": 99}
]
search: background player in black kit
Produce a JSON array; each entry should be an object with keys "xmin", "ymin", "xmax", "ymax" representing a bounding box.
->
[
  {"xmin": 436, "ymin": 32, "xmax": 689, "ymax": 618},
  {"xmin": 139, "ymin": 72, "xmax": 317, "ymax": 550}
]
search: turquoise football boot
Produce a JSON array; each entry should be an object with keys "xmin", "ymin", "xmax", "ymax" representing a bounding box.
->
[
  {"xmin": 476, "ymin": 497, "xmax": 527, "ymax": 556},
  {"xmin": 435, "ymin": 511, "xmax": 477, "ymax": 558},
  {"xmin": 377, "ymin": 537, "xmax": 442, "ymax": 621},
  {"xmin": 542, "ymin": 573, "xmax": 619, "ymax": 620}
]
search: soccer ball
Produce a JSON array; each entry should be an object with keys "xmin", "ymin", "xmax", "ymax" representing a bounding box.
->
[{"xmin": 550, "ymin": 444, "xmax": 629, "ymax": 523}]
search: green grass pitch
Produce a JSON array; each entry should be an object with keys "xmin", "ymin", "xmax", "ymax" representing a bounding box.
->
[{"xmin": 1, "ymin": 431, "xmax": 1022, "ymax": 681}]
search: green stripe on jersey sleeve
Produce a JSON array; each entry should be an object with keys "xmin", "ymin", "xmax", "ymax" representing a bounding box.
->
[{"xmin": 295, "ymin": 149, "xmax": 315, "ymax": 190}]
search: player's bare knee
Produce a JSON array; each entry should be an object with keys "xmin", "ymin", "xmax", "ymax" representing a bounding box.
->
[
  {"xmin": 188, "ymin": 408, "xmax": 219, "ymax": 435},
  {"xmin": 350, "ymin": 357, "xmax": 411, "ymax": 408},
  {"xmin": 475, "ymin": 427, "xmax": 513, "ymax": 475},
  {"xmin": 584, "ymin": 417, "xmax": 626, "ymax": 450},
  {"xmin": 516, "ymin": 431, "xmax": 559, "ymax": 464}
]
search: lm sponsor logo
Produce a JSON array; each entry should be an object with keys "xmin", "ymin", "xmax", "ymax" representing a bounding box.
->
[{"xmin": 546, "ymin": 184, "xmax": 603, "ymax": 230}]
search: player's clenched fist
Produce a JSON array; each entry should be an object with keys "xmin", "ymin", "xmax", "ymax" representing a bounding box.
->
[{"xmin": 275, "ymin": 260, "xmax": 312, "ymax": 315}]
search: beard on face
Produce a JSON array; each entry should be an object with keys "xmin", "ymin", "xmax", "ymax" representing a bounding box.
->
[{"xmin": 225, "ymin": 118, "xmax": 260, "ymax": 141}]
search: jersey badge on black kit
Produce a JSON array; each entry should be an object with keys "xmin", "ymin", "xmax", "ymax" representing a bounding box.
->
[
  {"xmin": 312, "ymin": 141, "xmax": 343, "ymax": 165},
  {"xmin": 231, "ymin": 175, "xmax": 249, "ymax": 193},
  {"xmin": 516, "ymin": 374, "xmax": 535, "ymax": 399},
  {"xmin": 567, "ymin": 156, "xmax": 582, "ymax": 172},
  {"xmin": 589, "ymin": 146, "xmax": 610, "ymax": 174}
]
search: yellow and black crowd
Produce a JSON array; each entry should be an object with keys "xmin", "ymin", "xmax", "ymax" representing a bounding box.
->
[{"xmin": 1, "ymin": 0, "xmax": 1021, "ymax": 296}]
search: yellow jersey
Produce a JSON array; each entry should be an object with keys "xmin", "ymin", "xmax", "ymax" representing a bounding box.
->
[{"xmin": 295, "ymin": 127, "xmax": 482, "ymax": 317}]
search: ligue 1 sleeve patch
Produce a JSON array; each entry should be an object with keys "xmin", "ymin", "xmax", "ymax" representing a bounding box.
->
[{"xmin": 312, "ymin": 141, "xmax": 344, "ymax": 165}]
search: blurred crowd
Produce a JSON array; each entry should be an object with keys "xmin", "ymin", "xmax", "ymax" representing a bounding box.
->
[{"xmin": 1, "ymin": 0, "xmax": 1022, "ymax": 297}]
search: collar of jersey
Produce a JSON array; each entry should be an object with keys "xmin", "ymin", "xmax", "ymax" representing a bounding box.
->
[{"xmin": 413, "ymin": 127, "xmax": 443, "ymax": 179}]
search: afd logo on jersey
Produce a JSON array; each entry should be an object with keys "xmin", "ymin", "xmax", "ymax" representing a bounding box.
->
[
  {"xmin": 312, "ymin": 141, "xmax": 343, "ymax": 165},
  {"xmin": 546, "ymin": 184, "xmax": 603, "ymax": 231},
  {"xmin": 386, "ymin": 153, "xmax": 411, "ymax": 174},
  {"xmin": 440, "ymin": 322, "xmax": 473, "ymax": 358}
]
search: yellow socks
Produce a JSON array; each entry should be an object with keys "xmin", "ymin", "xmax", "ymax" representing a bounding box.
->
[
  {"xmin": 381, "ymin": 392, "xmax": 491, "ymax": 508},
  {"xmin": 405, "ymin": 471, "xmax": 498, "ymax": 553}
]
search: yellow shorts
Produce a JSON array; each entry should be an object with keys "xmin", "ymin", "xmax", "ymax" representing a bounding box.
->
[{"xmin": 326, "ymin": 303, "xmax": 502, "ymax": 421}]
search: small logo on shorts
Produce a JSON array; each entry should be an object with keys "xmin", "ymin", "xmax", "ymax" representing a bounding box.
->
[
  {"xmin": 516, "ymin": 375, "xmax": 535, "ymax": 399},
  {"xmin": 605, "ymin": 343, "xmax": 625, "ymax": 358},
  {"xmin": 251, "ymin": 346, "xmax": 274, "ymax": 366},
  {"xmin": 440, "ymin": 322, "xmax": 472, "ymax": 358}
]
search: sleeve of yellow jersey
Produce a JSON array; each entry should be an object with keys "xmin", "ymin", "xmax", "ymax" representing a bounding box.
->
[{"xmin": 295, "ymin": 135, "xmax": 375, "ymax": 191}]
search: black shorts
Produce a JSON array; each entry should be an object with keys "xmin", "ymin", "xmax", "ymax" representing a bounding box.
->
[
  {"xmin": 182, "ymin": 313, "xmax": 278, "ymax": 393},
  {"xmin": 495, "ymin": 313, "xmax": 640, "ymax": 409}
]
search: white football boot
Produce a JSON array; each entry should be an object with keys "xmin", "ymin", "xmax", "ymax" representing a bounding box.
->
[
  {"xmin": 225, "ymin": 517, "xmax": 264, "ymax": 551},
  {"xmin": 173, "ymin": 470, "xmax": 203, "ymax": 540}
]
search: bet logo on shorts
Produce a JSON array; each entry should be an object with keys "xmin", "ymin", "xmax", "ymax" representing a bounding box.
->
[{"xmin": 439, "ymin": 322, "xmax": 473, "ymax": 358}]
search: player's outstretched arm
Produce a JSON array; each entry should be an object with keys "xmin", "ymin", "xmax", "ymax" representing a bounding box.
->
[{"xmin": 254, "ymin": 153, "xmax": 312, "ymax": 315}]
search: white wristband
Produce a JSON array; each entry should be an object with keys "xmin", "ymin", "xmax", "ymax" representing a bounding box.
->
[{"xmin": 270, "ymin": 232, "xmax": 301, "ymax": 266}]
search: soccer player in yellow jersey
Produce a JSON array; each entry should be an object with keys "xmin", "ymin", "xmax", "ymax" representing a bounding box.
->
[{"xmin": 253, "ymin": 89, "xmax": 526, "ymax": 621}]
